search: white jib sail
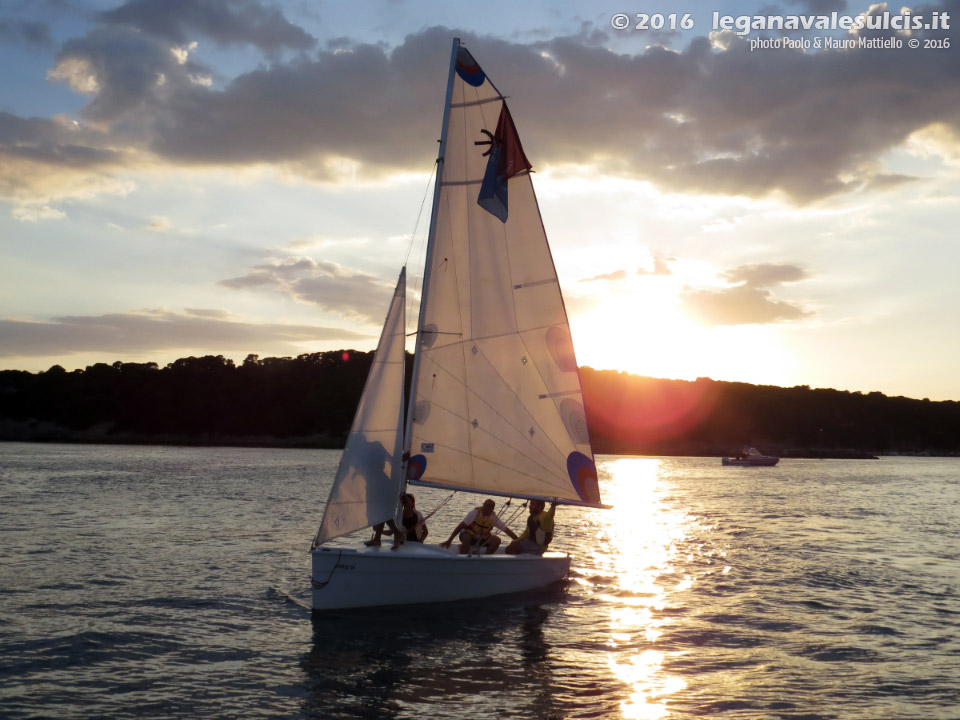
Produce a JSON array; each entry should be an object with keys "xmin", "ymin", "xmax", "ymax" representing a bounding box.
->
[
  {"xmin": 406, "ymin": 44, "xmax": 602, "ymax": 508},
  {"xmin": 314, "ymin": 268, "xmax": 407, "ymax": 545}
]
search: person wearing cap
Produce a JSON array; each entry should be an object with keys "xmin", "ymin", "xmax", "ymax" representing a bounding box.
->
[{"xmin": 440, "ymin": 498, "xmax": 518, "ymax": 554}]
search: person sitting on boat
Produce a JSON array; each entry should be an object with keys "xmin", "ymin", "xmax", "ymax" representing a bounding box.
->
[
  {"xmin": 398, "ymin": 493, "xmax": 428, "ymax": 545},
  {"xmin": 505, "ymin": 500, "xmax": 556, "ymax": 556},
  {"xmin": 365, "ymin": 493, "xmax": 428, "ymax": 550},
  {"xmin": 440, "ymin": 498, "xmax": 518, "ymax": 555}
]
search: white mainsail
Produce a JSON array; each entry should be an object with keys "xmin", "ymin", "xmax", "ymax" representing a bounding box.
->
[
  {"xmin": 313, "ymin": 268, "xmax": 407, "ymax": 546},
  {"xmin": 406, "ymin": 44, "xmax": 602, "ymax": 508}
]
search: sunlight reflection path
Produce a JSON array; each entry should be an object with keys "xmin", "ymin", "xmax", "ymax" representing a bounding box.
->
[{"xmin": 592, "ymin": 457, "xmax": 692, "ymax": 719}]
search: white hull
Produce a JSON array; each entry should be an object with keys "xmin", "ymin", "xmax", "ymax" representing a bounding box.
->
[{"xmin": 311, "ymin": 542, "xmax": 570, "ymax": 610}]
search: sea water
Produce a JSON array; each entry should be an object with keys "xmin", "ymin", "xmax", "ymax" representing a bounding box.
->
[{"xmin": 1, "ymin": 443, "xmax": 958, "ymax": 719}]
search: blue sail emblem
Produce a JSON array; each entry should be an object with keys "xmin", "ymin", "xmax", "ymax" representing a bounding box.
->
[{"xmin": 455, "ymin": 46, "xmax": 485, "ymax": 87}]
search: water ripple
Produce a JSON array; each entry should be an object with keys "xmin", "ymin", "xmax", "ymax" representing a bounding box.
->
[{"xmin": 2, "ymin": 446, "xmax": 960, "ymax": 718}]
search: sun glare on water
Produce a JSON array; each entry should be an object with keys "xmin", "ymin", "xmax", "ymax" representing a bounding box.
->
[{"xmin": 593, "ymin": 457, "xmax": 692, "ymax": 719}]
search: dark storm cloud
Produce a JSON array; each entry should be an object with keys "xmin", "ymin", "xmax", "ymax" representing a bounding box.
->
[
  {"xmin": 99, "ymin": 0, "xmax": 315, "ymax": 52},
  {"xmin": 0, "ymin": 309, "xmax": 369, "ymax": 358},
  {"xmin": 220, "ymin": 258, "xmax": 394, "ymax": 324},
  {"xmin": 680, "ymin": 262, "xmax": 812, "ymax": 326},
  {"xmin": 8, "ymin": 2, "xmax": 960, "ymax": 205}
]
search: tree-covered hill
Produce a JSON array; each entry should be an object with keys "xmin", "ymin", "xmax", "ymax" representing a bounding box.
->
[{"xmin": 1, "ymin": 352, "xmax": 958, "ymax": 456}]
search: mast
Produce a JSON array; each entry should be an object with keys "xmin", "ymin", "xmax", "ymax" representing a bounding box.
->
[{"xmin": 401, "ymin": 38, "xmax": 460, "ymax": 471}]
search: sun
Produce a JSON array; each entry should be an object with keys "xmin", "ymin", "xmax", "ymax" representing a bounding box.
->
[{"xmin": 568, "ymin": 274, "xmax": 797, "ymax": 386}]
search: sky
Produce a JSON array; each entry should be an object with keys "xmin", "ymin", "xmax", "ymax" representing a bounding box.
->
[{"xmin": 1, "ymin": 0, "xmax": 959, "ymax": 401}]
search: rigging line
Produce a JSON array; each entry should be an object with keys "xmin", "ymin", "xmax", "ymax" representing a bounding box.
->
[
  {"xmin": 405, "ymin": 161, "xmax": 436, "ymax": 330},
  {"xmin": 499, "ymin": 500, "xmax": 527, "ymax": 534},
  {"xmin": 403, "ymin": 162, "xmax": 434, "ymax": 266},
  {"xmin": 422, "ymin": 491, "xmax": 456, "ymax": 521}
]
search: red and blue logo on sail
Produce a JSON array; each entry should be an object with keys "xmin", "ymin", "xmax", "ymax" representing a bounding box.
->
[
  {"xmin": 455, "ymin": 46, "xmax": 486, "ymax": 87},
  {"xmin": 407, "ymin": 454, "xmax": 427, "ymax": 480},
  {"xmin": 567, "ymin": 451, "xmax": 600, "ymax": 505}
]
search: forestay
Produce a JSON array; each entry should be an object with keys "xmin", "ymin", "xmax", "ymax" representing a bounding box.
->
[
  {"xmin": 314, "ymin": 269, "xmax": 407, "ymax": 545},
  {"xmin": 406, "ymin": 45, "xmax": 602, "ymax": 508}
]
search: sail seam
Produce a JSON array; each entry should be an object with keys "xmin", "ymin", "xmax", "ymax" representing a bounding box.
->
[
  {"xmin": 414, "ymin": 322, "xmax": 571, "ymax": 347},
  {"xmin": 410, "ymin": 436, "xmax": 571, "ymax": 494},
  {"xmin": 416, "ymin": 354, "xmax": 568, "ymax": 478},
  {"xmin": 519, "ymin": 170, "xmax": 600, "ymax": 469},
  {"xmin": 414, "ymin": 393, "xmax": 565, "ymax": 482},
  {"xmin": 466, "ymin": 341, "xmax": 571, "ymax": 470}
]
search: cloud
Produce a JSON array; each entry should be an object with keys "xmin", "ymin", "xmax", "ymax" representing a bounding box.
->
[
  {"xmin": 681, "ymin": 262, "xmax": 812, "ymax": 326},
  {"xmin": 582, "ymin": 257, "xmax": 673, "ymax": 283},
  {"xmin": 0, "ymin": 309, "xmax": 370, "ymax": 358},
  {"xmin": 0, "ymin": 18, "xmax": 53, "ymax": 48},
  {"xmin": 581, "ymin": 269, "xmax": 628, "ymax": 283},
  {"xmin": 145, "ymin": 215, "xmax": 171, "ymax": 231},
  {"xmin": 722, "ymin": 263, "xmax": 810, "ymax": 287},
  {"xmin": 50, "ymin": 25, "xmax": 195, "ymax": 125},
  {"xmin": 681, "ymin": 284, "xmax": 812, "ymax": 326},
  {"xmin": 0, "ymin": 113, "xmax": 133, "ymax": 208},
  {"xmin": 637, "ymin": 257, "xmax": 673, "ymax": 276},
  {"xmin": 220, "ymin": 257, "xmax": 394, "ymax": 323},
  {"xmin": 11, "ymin": 204, "xmax": 66, "ymax": 222},
  {"xmin": 7, "ymin": 5, "xmax": 960, "ymax": 206}
]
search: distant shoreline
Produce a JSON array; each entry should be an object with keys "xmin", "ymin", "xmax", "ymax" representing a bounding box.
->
[
  {"xmin": 8, "ymin": 427, "xmax": 958, "ymax": 459},
  {"xmin": 3, "ymin": 354, "xmax": 959, "ymax": 458}
]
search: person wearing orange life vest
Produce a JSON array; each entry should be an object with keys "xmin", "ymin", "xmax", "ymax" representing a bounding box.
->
[
  {"xmin": 505, "ymin": 500, "xmax": 556, "ymax": 555},
  {"xmin": 440, "ymin": 498, "xmax": 518, "ymax": 554}
]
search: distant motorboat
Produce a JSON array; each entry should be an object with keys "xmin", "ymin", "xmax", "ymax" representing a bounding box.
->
[{"xmin": 722, "ymin": 447, "xmax": 779, "ymax": 466}]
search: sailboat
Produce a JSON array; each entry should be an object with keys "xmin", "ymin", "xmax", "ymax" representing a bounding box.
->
[{"xmin": 310, "ymin": 38, "xmax": 607, "ymax": 611}]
